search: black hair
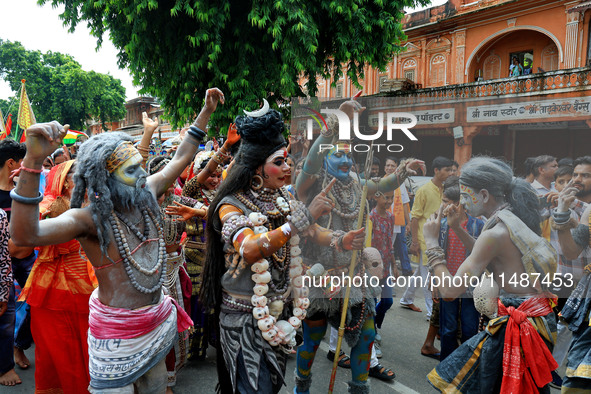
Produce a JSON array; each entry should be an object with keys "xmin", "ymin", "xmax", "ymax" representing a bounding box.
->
[
  {"xmin": 51, "ymin": 148, "xmax": 65, "ymax": 160},
  {"xmin": 524, "ymin": 157, "xmax": 535, "ymax": 177},
  {"xmin": 443, "ymin": 175, "xmax": 460, "ymax": 202},
  {"xmin": 146, "ymin": 155, "xmax": 170, "ymax": 175},
  {"xmin": 558, "ymin": 157, "xmax": 574, "ymax": 167},
  {"xmin": 574, "ymin": 156, "xmax": 591, "ymax": 167},
  {"xmin": 0, "ymin": 139, "xmax": 26, "ymax": 168},
  {"xmin": 452, "ymin": 161, "xmax": 459, "ymax": 168},
  {"xmin": 385, "ymin": 156, "xmax": 398, "ymax": 165},
  {"xmin": 461, "ymin": 157, "xmax": 541, "ymax": 235},
  {"xmin": 554, "ymin": 165, "xmax": 573, "ymax": 180},
  {"xmin": 372, "ymin": 157, "xmax": 381, "ymax": 166},
  {"xmin": 532, "ymin": 155, "xmax": 556, "ymax": 177},
  {"xmin": 432, "ymin": 156, "xmax": 453, "ymax": 171},
  {"xmin": 201, "ymin": 109, "xmax": 286, "ymax": 310}
]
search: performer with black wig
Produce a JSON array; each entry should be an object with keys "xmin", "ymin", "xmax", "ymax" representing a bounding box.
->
[{"xmin": 200, "ymin": 101, "xmax": 365, "ymax": 393}]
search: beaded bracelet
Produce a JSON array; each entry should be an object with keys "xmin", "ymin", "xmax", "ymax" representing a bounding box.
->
[
  {"xmin": 287, "ymin": 210, "xmax": 310, "ymax": 232},
  {"xmin": 427, "ymin": 256, "xmax": 447, "ymax": 275},
  {"xmin": 211, "ymin": 153, "xmax": 223, "ymax": 165},
  {"xmin": 10, "ymin": 189, "xmax": 44, "ymax": 205},
  {"xmin": 188, "ymin": 126, "xmax": 206, "ymax": 140},
  {"xmin": 426, "ymin": 246, "xmax": 447, "ymax": 274},
  {"xmin": 288, "ymin": 200, "xmax": 312, "ymax": 232},
  {"xmin": 217, "ymin": 148, "xmax": 231, "ymax": 160},
  {"xmin": 221, "ymin": 215, "xmax": 254, "ymax": 244}
]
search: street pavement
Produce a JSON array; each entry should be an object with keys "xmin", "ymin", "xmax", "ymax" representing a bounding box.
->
[{"xmin": 5, "ymin": 266, "xmax": 565, "ymax": 393}]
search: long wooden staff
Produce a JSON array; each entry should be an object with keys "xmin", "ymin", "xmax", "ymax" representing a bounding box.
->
[{"xmin": 328, "ymin": 141, "xmax": 374, "ymax": 393}]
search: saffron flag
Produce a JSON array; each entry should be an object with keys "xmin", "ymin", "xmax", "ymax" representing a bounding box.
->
[{"xmin": 17, "ymin": 80, "xmax": 36, "ymax": 131}]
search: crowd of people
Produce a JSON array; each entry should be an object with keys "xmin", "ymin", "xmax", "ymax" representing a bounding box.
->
[{"xmin": 0, "ymin": 89, "xmax": 589, "ymax": 394}]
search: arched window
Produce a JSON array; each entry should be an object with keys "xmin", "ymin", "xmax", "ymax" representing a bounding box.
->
[
  {"xmin": 541, "ymin": 44, "xmax": 559, "ymax": 71},
  {"xmin": 430, "ymin": 54, "xmax": 446, "ymax": 87},
  {"xmin": 402, "ymin": 58, "xmax": 417, "ymax": 82},
  {"xmin": 483, "ymin": 54, "xmax": 501, "ymax": 80}
]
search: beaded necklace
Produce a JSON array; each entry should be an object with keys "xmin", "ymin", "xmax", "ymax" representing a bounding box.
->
[
  {"xmin": 109, "ymin": 206, "xmax": 167, "ymax": 294},
  {"xmin": 233, "ymin": 186, "xmax": 309, "ymax": 352},
  {"xmin": 201, "ymin": 187, "xmax": 216, "ymax": 207},
  {"xmin": 236, "ymin": 188, "xmax": 291, "ymax": 293},
  {"xmin": 160, "ymin": 194, "xmax": 185, "ymax": 246},
  {"xmin": 330, "ymin": 176, "xmax": 362, "ymax": 220}
]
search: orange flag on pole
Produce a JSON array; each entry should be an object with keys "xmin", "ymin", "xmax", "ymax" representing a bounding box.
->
[{"xmin": 17, "ymin": 79, "xmax": 36, "ymax": 132}]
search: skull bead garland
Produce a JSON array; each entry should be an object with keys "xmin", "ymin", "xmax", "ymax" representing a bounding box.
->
[{"xmin": 251, "ymin": 233, "xmax": 309, "ymax": 352}]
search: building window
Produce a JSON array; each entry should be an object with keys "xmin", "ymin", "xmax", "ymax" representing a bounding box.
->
[
  {"xmin": 541, "ymin": 44, "xmax": 559, "ymax": 72},
  {"xmin": 430, "ymin": 54, "xmax": 446, "ymax": 87},
  {"xmin": 335, "ymin": 82, "xmax": 343, "ymax": 98},
  {"xmin": 378, "ymin": 75, "xmax": 388, "ymax": 89},
  {"xmin": 402, "ymin": 58, "xmax": 417, "ymax": 82},
  {"xmin": 483, "ymin": 54, "xmax": 501, "ymax": 80}
]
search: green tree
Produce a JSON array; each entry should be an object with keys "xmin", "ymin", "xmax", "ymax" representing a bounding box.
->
[
  {"xmin": 0, "ymin": 39, "xmax": 127, "ymax": 130},
  {"xmin": 41, "ymin": 0, "xmax": 427, "ymax": 129}
]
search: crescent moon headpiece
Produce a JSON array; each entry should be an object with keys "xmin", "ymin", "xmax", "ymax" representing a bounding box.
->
[{"xmin": 243, "ymin": 99, "xmax": 270, "ymax": 118}]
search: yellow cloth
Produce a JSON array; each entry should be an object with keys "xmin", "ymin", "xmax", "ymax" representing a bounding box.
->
[
  {"xmin": 541, "ymin": 217, "xmax": 551, "ymax": 242},
  {"xmin": 410, "ymin": 180, "xmax": 442, "ymax": 265}
]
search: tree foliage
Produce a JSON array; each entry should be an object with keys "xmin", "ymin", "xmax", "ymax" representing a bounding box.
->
[
  {"xmin": 40, "ymin": 0, "xmax": 427, "ymax": 129},
  {"xmin": 0, "ymin": 39, "xmax": 127, "ymax": 130}
]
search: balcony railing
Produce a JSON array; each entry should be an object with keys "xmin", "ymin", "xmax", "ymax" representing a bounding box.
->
[{"xmin": 379, "ymin": 67, "xmax": 591, "ymax": 104}]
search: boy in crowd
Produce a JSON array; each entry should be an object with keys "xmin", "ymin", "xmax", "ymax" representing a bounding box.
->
[
  {"xmin": 401, "ymin": 156, "xmax": 454, "ymax": 317},
  {"xmin": 436, "ymin": 176, "xmax": 484, "ymax": 360}
]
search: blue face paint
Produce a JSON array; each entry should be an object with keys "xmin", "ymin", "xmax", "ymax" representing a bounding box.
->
[{"xmin": 324, "ymin": 145, "xmax": 353, "ymax": 181}]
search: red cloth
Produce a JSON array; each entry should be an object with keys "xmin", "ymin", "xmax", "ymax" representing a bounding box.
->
[
  {"xmin": 4, "ymin": 114, "xmax": 11, "ymax": 138},
  {"xmin": 498, "ymin": 296, "xmax": 558, "ymax": 393},
  {"xmin": 31, "ymin": 306, "xmax": 90, "ymax": 393},
  {"xmin": 89, "ymin": 290, "xmax": 193, "ymax": 340},
  {"xmin": 446, "ymin": 219, "xmax": 468, "ymax": 276}
]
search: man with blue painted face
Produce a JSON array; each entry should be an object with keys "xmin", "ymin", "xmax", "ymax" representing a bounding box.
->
[
  {"xmin": 10, "ymin": 89, "xmax": 224, "ymax": 394},
  {"xmin": 295, "ymin": 99, "xmax": 425, "ymax": 394}
]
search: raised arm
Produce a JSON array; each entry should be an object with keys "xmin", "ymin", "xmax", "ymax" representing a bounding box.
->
[
  {"xmin": 296, "ymin": 100, "xmax": 364, "ymax": 201},
  {"xmin": 422, "ymin": 208, "xmax": 499, "ymax": 299},
  {"xmin": 147, "ymin": 88, "xmax": 224, "ymax": 197},
  {"xmin": 554, "ymin": 181, "xmax": 588, "ymax": 260},
  {"xmin": 195, "ymin": 123, "xmax": 239, "ymax": 184},
  {"xmin": 368, "ymin": 158, "xmax": 426, "ymax": 195},
  {"xmin": 137, "ymin": 111, "xmax": 158, "ymax": 167},
  {"xmin": 444, "ymin": 204, "xmax": 477, "ymax": 252},
  {"xmin": 10, "ymin": 122, "xmax": 91, "ymax": 247}
]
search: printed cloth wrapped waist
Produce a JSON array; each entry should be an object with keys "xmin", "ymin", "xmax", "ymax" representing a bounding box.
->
[{"xmin": 88, "ymin": 289, "xmax": 193, "ymax": 340}]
